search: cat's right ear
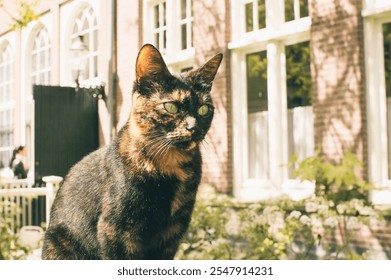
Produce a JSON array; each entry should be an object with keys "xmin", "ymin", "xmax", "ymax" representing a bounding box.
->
[{"xmin": 135, "ymin": 44, "xmax": 171, "ymax": 80}]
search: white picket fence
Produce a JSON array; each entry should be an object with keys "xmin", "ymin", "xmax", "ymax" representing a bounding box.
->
[{"xmin": 0, "ymin": 176, "xmax": 62, "ymax": 233}]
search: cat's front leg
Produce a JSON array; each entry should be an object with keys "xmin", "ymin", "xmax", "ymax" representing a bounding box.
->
[
  {"xmin": 97, "ymin": 216, "xmax": 143, "ymax": 259},
  {"xmin": 148, "ymin": 221, "xmax": 189, "ymax": 260}
]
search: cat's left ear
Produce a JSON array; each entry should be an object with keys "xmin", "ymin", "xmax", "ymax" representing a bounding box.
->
[
  {"xmin": 135, "ymin": 44, "xmax": 171, "ymax": 80},
  {"xmin": 196, "ymin": 53, "xmax": 223, "ymax": 84}
]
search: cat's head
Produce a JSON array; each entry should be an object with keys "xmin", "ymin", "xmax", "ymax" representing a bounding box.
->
[{"xmin": 131, "ymin": 44, "xmax": 222, "ymax": 152}]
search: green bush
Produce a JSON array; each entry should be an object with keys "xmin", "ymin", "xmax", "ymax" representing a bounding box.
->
[
  {"xmin": 0, "ymin": 201, "xmax": 31, "ymax": 260},
  {"xmin": 176, "ymin": 152, "xmax": 384, "ymax": 260},
  {"xmin": 291, "ymin": 150, "xmax": 374, "ymax": 203}
]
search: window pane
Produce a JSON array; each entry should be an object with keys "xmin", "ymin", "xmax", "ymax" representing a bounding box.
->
[
  {"xmin": 82, "ymin": 16, "xmax": 89, "ymax": 31},
  {"xmin": 384, "ymin": 23, "xmax": 391, "ymax": 98},
  {"xmin": 84, "ymin": 33, "xmax": 90, "ymax": 51},
  {"xmin": 94, "ymin": 56, "xmax": 98, "ymax": 77},
  {"xmin": 286, "ymin": 41, "xmax": 313, "ymax": 176},
  {"xmin": 155, "ymin": 33, "xmax": 160, "ymax": 49},
  {"xmin": 31, "ymin": 53, "xmax": 37, "ymax": 72},
  {"xmin": 94, "ymin": 29, "xmax": 98, "ymax": 52},
  {"xmin": 247, "ymin": 51, "xmax": 268, "ymax": 113},
  {"xmin": 39, "ymin": 50, "xmax": 45, "ymax": 70},
  {"xmin": 258, "ymin": 0, "xmax": 266, "ymax": 29},
  {"xmin": 85, "ymin": 59, "xmax": 90, "ymax": 80},
  {"xmin": 245, "ymin": 2, "xmax": 253, "ymax": 32},
  {"xmin": 383, "ymin": 22, "xmax": 391, "ymax": 178},
  {"xmin": 246, "ymin": 51, "xmax": 269, "ymax": 179},
  {"xmin": 163, "ymin": 30, "xmax": 167, "ymax": 49},
  {"xmin": 154, "ymin": 5, "xmax": 159, "ymax": 28},
  {"xmin": 181, "ymin": 0, "xmax": 186, "ymax": 20},
  {"xmin": 73, "ymin": 23, "xmax": 79, "ymax": 35},
  {"xmin": 300, "ymin": 0, "xmax": 309, "ymax": 18},
  {"xmin": 285, "ymin": 0, "xmax": 295, "ymax": 22},
  {"xmin": 286, "ymin": 41, "xmax": 311, "ymax": 108},
  {"xmin": 163, "ymin": 2, "xmax": 166, "ymax": 26},
  {"xmin": 181, "ymin": 24, "xmax": 187, "ymax": 50}
]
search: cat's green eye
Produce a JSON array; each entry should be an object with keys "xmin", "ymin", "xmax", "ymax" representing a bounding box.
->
[
  {"xmin": 164, "ymin": 102, "xmax": 179, "ymax": 114},
  {"xmin": 198, "ymin": 104, "xmax": 209, "ymax": 116}
]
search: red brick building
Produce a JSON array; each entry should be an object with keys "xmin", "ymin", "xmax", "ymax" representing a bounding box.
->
[{"xmin": 0, "ymin": 0, "xmax": 390, "ymax": 204}]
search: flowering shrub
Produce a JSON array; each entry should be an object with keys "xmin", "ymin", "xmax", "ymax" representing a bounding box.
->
[
  {"xmin": 0, "ymin": 201, "xmax": 31, "ymax": 260},
  {"xmin": 176, "ymin": 152, "xmax": 385, "ymax": 260}
]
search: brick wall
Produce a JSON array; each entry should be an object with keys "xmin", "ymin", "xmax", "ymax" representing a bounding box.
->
[
  {"xmin": 325, "ymin": 218, "xmax": 391, "ymax": 259},
  {"xmin": 310, "ymin": 0, "xmax": 368, "ymax": 176},
  {"xmin": 193, "ymin": 0, "xmax": 232, "ymax": 193}
]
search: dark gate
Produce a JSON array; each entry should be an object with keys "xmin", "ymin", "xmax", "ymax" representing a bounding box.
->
[{"xmin": 34, "ymin": 85, "xmax": 101, "ymax": 181}]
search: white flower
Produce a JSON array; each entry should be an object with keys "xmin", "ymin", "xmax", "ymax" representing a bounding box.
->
[
  {"xmin": 311, "ymin": 216, "xmax": 322, "ymax": 229},
  {"xmin": 358, "ymin": 206, "xmax": 373, "ymax": 216},
  {"xmin": 299, "ymin": 215, "xmax": 311, "ymax": 225},
  {"xmin": 324, "ymin": 216, "xmax": 339, "ymax": 228},
  {"xmin": 336, "ymin": 204, "xmax": 347, "ymax": 214},
  {"xmin": 288, "ymin": 210, "xmax": 302, "ymax": 219},
  {"xmin": 305, "ymin": 202, "xmax": 318, "ymax": 213},
  {"xmin": 317, "ymin": 204, "xmax": 329, "ymax": 214},
  {"xmin": 274, "ymin": 232, "xmax": 288, "ymax": 243},
  {"xmin": 346, "ymin": 217, "xmax": 361, "ymax": 230}
]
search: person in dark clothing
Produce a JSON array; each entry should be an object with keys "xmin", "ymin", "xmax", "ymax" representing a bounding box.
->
[{"xmin": 9, "ymin": 146, "xmax": 28, "ymax": 179}]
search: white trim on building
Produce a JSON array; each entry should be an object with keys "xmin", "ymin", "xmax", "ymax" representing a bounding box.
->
[
  {"xmin": 230, "ymin": 0, "xmax": 313, "ymax": 201},
  {"xmin": 363, "ymin": 1, "xmax": 391, "ymax": 204}
]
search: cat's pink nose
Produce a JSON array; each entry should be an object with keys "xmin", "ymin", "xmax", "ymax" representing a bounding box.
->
[{"xmin": 186, "ymin": 116, "xmax": 196, "ymax": 131}]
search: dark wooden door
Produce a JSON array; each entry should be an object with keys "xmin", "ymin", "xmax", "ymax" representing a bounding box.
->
[{"xmin": 34, "ymin": 85, "xmax": 100, "ymax": 181}]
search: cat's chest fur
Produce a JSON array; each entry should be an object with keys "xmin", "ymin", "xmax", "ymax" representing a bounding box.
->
[{"xmin": 100, "ymin": 124, "xmax": 202, "ymax": 243}]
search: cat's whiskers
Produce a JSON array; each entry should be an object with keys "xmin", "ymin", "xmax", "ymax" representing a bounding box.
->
[
  {"xmin": 132, "ymin": 133, "xmax": 168, "ymax": 169},
  {"xmin": 199, "ymin": 137, "xmax": 212, "ymax": 153},
  {"xmin": 150, "ymin": 138, "xmax": 172, "ymax": 164},
  {"xmin": 200, "ymin": 141, "xmax": 208, "ymax": 152}
]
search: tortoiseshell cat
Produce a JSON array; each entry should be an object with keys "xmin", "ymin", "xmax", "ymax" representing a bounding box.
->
[{"xmin": 41, "ymin": 44, "xmax": 222, "ymax": 260}]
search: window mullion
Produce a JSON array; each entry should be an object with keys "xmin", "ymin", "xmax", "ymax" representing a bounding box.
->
[
  {"xmin": 253, "ymin": 0, "xmax": 258, "ymax": 31},
  {"xmin": 294, "ymin": 0, "xmax": 300, "ymax": 20},
  {"xmin": 165, "ymin": 0, "xmax": 172, "ymax": 54},
  {"xmin": 267, "ymin": 41, "xmax": 286, "ymax": 186}
]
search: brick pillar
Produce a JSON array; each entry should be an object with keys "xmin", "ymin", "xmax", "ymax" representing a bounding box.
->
[
  {"xmin": 310, "ymin": 0, "xmax": 367, "ymax": 175},
  {"xmin": 115, "ymin": 0, "xmax": 142, "ymax": 130},
  {"xmin": 193, "ymin": 0, "xmax": 232, "ymax": 192}
]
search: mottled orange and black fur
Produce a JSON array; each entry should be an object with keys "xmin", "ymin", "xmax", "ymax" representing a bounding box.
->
[{"xmin": 41, "ymin": 44, "xmax": 223, "ymax": 260}]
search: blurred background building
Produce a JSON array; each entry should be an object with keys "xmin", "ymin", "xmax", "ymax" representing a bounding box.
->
[{"xmin": 0, "ymin": 0, "xmax": 390, "ymax": 204}]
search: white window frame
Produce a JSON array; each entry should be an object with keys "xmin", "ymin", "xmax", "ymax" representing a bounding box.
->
[
  {"xmin": 31, "ymin": 27, "xmax": 51, "ymax": 86},
  {"xmin": 179, "ymin": 0, "xmax": 193, "ymax": 51},
  {"xmin": 284, "ymin": 0, "xmax": 309, "ymax": 22},
  {"xmin": 0, "ymin": 41, "xmax": 15, "ymax": 167},
  {"xmin": 241, "ymin": 0, "xmax": 266, "ymax": 34},
  {"xmin": 230, "ymin": 0, "xmax": 313, "ymax": 201},
  {"xmin": 143, "ymin": 0, "xmax": 195, "ymax": 72},
  {"xmin": 363, "ymin": 2, "xmax": 391, "ymax": 204},
  {"xmin": 71, "ymin": 5, "xmax": 99, "ymax": 84}
]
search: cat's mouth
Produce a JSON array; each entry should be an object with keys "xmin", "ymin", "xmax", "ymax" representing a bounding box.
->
[
  {"xmin": 165, "ymin": 130, "xmax": 199, "ymax": 151},
  {"xmin": 166, "ymin": 134, "xmax": 197, "ymax": 151},
  {"xmin": 174, "ymin": 140, "xmax": 197, "ymax": 151}
]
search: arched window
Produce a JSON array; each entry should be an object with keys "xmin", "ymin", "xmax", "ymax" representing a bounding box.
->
[
  {"xmin": 31, "ymin": 27, "xmax": 51, "ymax": 85},
  {"xmin": 0, "ymin": 43, "xmax": 14, "ymax": 167},
  {"xmin": 71, "ymin": 5, "xmax": 98, "ymax": 81}
]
